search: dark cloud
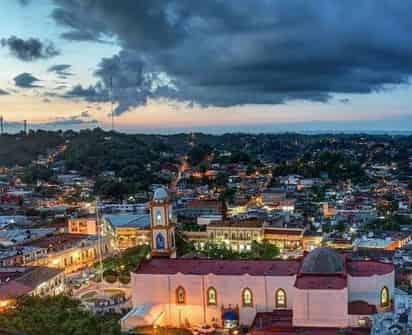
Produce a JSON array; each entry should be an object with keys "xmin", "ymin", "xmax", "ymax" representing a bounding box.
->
[
  {"xmin": 48, "ymin": 111, "xmax": 98, "ymax": 127},
  {"xmin": 50, "ymin": 0, "xmax": 412, "ymax": 113},
  {"xmin": 48, "ymin": 64, "xmax": 73, "ymax": 78},
  {"xmin": 0, "ymin": 89, "xmax": 9, "ymax": 95},
  {"xmin": 65, "ymin": 82, "xmax": 109, "ymax": 101},
  {"xmin": 1, "ymin": 36, "xmax": 59, "ymax": 61},
  {"xmin": 13, "ymin": 73, "xmax": 41, "ymax": 88}
]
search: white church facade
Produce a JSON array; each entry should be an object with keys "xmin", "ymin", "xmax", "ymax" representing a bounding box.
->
[{"xmin": 122, "ymin": 188, "xmax": 395, "ymax": 334}]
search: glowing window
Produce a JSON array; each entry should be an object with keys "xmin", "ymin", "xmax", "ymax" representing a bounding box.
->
[
  {"xmin": 275, "ymin": 289, "xmax": 286, "ymax": 308},
  {"xmin": 380, "ymin": 286, "xmax": 389, "ymax": 307},
  {"xmin": 207, "ymin": 287, "xmax": 217, "ymax": 305},
  {"xmin": 176, "ymin": 286, "xmax": 186, "ymax": 304},
  {"xmin": 156, "ymin": 213, "xmax": 162, "ymax": 225},
  {"xmin": 242, "ymin": 288, "xmax": 253, "ymax": 307}
]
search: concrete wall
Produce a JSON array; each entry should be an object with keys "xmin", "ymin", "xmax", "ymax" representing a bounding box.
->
[
  {"xmin": 293, "ymin": 288, "xmax": 349, "ymax": 328},
  {"xmin": 348, "ymin": 272, "xmax": 394, "ymax": 309},
  {"xmin": 132, "ymin": 273, "xmax": 296, "ymax": 327},
  {"xmin": 131, "ymin": 271, "xmax": 395, "ymax": 328}
]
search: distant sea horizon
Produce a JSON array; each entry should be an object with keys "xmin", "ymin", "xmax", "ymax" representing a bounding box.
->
[{"xmin": 1, "ymin": 115, "xmax": 412, "ymax": 135}]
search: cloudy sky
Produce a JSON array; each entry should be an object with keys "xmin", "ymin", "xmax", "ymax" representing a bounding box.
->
[{"xmin": 1, "ymin": 0, "xmax": 412, "ymax": 133}]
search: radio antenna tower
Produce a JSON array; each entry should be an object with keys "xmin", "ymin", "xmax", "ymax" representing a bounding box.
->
[{"xmin": 0, "ymin": 115, "xmax": 4, "ymax": 135}]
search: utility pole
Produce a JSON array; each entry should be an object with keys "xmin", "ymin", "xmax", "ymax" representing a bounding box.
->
[
  {"xmin": 23, "ymin": 120, "xmax": 27, "ymax": 135},
  {"xmin": 0, "ymin": 116, "xmax": 3, "ymax": 135}
]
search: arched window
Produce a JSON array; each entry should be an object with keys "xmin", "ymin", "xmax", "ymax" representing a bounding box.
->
[
  {"xmin": 275, "ymin": 289, "xmax": 287, "ymax": 308},
  {"xmin": 242, "ymin": 288, "xmax": 253, "ymax": 307},
  {"xmin": 380, "ymin": 286, "xmax": 389, "ymax": 307},
  {"xmin": 156, "ymin": 233, "xmax": 165, "ymax": 249},
  {"xmin": 176, "ymin": 286, "xmax": 186, "ymax": 304},
  {"xmin": 207, "ymin": 287, "xmax": 217, "ymax": 305}
]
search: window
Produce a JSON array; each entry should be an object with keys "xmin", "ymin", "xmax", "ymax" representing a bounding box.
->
[
  {"xmin": 176, "ymin": 286, "xmax": 186, "ymax": 304},
  {"xmin": 242, "ymin": 288, "xmax": 253, "ymax": 307},
  {"xmin": 275, "ymin": 289, "xmax": 286, "ymax": 308},
  {"xmin": 207, "ymin": 287, "xmax": 217, "ymax": 305},
  {"xmin": 380, "ymin": 286, "xmax": 389, "ymax": 307},
  {"xmin": 156, "ymin": 213, "xmax": 162, "ymax": 225}
]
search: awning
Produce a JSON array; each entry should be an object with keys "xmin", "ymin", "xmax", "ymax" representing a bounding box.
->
[{"xmin": 222, "ymin": 309, "xmax": 238, "ymax": 321}]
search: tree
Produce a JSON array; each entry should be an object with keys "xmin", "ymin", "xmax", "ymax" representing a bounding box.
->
[
  {"xmin": 176, "ymin": 230, "xmax": 196, "ymax": 257},
  {"xmin": 97, "ymin": 245, "xmax": 149, "ymax": 272},
  {"xmin": 0, "ymin": 295, "xmax": 121, "ymax": 335},
  {"xmin": 187, "ymin": 145, "xmax": 212, "ymax": 166},
  {"xmin": 335, "ymin": 222, "xmax": 346, "ymax": 232},
  {"xmin": 250, "ymin": 241, "xmax": 280, "ymax": 259}
]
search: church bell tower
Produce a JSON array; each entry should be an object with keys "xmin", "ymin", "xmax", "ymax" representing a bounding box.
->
[{"xmin": 149, "ymin": 187, "xmax": 176, "ymax": 258}]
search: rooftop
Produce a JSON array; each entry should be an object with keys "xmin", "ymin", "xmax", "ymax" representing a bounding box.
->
[
  {"xmin": 21, "ymin": 233, "xmax": 94, "ymax": 252},
  {"xmin": 300, "ymin": 247, "xmax": 344, "ymax": 274},
  {"xmin": 104, "ymin": 214, "xmax": 150, "ymax": 229},
  {"xmin": 136, "ymin": 258, "xmax": 300, "ymax": 276},
  {"xmin": 0, "ymin": 266, "xmax": 63, "ymax": 299}
]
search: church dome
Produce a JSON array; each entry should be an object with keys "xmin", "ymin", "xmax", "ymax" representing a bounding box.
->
[
  {"xmin": 153, "ymin": 187, "xmax": 168, "ymax": 201},
  {"xmin": 300, "ymin": 247, "xmax": 344, "ymax": 273}
]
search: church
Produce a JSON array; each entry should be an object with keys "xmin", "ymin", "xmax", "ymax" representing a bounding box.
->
[{"xmin": 122, "ymin": 188, "xmax": 395, "ymax": 334}]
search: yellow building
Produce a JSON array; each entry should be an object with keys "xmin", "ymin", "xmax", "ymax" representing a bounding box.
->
[
  {"xmin": 68, "ymin": 216, "xmax": 98, "ymax": 235},
  {"xmin": 0, "ymin": 267, "xmax": 66, "ymax": 311},
  {"xmin": 103, "ymin": 214, "xmax": 151, "ymax": 251},
  {"xmin": 23, "ymin": 233, "xmax": 112, "ymax": 274}
]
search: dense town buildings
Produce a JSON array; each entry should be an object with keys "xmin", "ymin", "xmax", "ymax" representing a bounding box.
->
[{"xmin": 1, "ymin": 131, "xmax": 412, "ymax": 334}]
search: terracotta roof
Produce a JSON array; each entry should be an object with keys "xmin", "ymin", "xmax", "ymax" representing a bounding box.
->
[
  {"xmin": 209, "ymin": 219, "xmax": 263, "ymax": 228},
  {"xmin": 348, "ymin": 300, "xmax": 377, "ymax": 315},
  {"xmin": 14, "ymin": 267, "xmax": 62, "ymax": 288},
  {"xmin": 135, "ymin": 258, "xmax": 300, "ymax": 276},
  {"xmin": 347, "ymin": 260, "xmax": 394, "ymax": 277},
  {"xmin": 186, "ymin": 199, "xmax": 223, "ymax": 209},
  {"xmin": 251, "ymin": 310, "xmax": 293, "ymax": 331},
  {"xmin": 251, "ymin": 327, "xmax": 370, "ymax": 335},
  {"xmin": 264, "ymin": 228, "xmax": 303, "ymax": 236},
  {"xmin": 21, "ymin": 233, "xmax": 90, "ymax": 252},
  {"xmin": 250, "ymin": 311, "xmax": 370, "ymax": 335},
  {"xmin": 294, "ymin": 274, "xmax": 347, "ymax": 290},
  {"xmin": 0, "ymin": 267, "xmax": 63, "ymax": 300},
  {"xmin": 0, "ymin": 281, "xmax": 32, "ymax": 299}
]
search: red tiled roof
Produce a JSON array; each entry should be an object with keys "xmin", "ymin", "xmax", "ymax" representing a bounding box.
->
[
  {"xmin": 250, "ymin": 310, "xmax": 370, "ymax": 335},
  {"xmin": 136, "ymin": 258, "xmax": 300, "ymax": 276},
  {"xmin": 22, "ymin": 233, "xmax": 89, "ymax": 252},
  {"xmin": 186, "ymin": 199, "xmax": 223, "ymax": 209},
  {"xmin": 348, "ymin": 300, "xmax": 377, "ymax": 315},
  {"xmin": 347, "ymin": 260, "xmax": 394, "ymax": 277},
  {"xmin": 0, "ymin": 281, "xmax": 32, "ymax": 299},
  {"xmin": 251, "ymin": 328, "xmax": 370, "ymax": 335},
  {"xmin": 294, "ymin": 274, "xmax": 347, "ymax": 290},
  {"xmin": 264, "ymin": 229, "xmax": 303, "ymax": 236},
  {"xmin": 251, "ymin": 310, "xmax": 293, "ymax": 331}
]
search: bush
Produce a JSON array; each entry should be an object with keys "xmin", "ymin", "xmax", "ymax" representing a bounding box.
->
[
  {"xmin": 118, "ymin": 272, "xmax": 131, "ymax": 285},
  {"xmin": 103, "ymin": 269, "xmax": 118, "ymax": 283}
]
